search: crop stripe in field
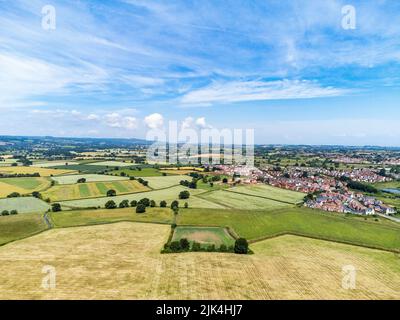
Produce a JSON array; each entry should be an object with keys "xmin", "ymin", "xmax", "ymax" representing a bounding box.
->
[{"xmin": 224, "ymin": 189, "xmax": 298, "ymax": 205}]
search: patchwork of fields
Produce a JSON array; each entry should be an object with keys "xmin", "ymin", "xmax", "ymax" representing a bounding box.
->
[
  {"xmin": 43, "ymin": 180, "xmax": 149, "ymax": 201},
  {"xmin": 0, "ymin": 177, "xmax": 51, "ymax": 198},
  {"xmin": 51, "ymin": 174, "xmax": 129, "ymax": 185},
  {"xmin": 0, "ymin": 166, "xmax": 77, "ymax": 176},
  {"xmin": 0, "ymin": 222, "xmax": 398, "ymax": 299}
]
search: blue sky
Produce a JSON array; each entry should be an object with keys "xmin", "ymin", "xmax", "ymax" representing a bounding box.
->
[{"xmin": 0, "ymin": 0, "xmax": 400, "ymax": 145}]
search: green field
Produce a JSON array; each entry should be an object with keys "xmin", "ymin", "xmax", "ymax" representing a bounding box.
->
[
  {"xmin": 0, "ymin": 177, "xmax": 51, "ymax": 198},
  {"xmin": 198, "ymin": 189, "xmax": 292, "ymax": 210},
  {"xmin": 86, "ymin": 161, "xmax": 135, "ymax": 167},
  {"xmin": 42, "ymin": 180, "xmax": 149, "ymax": 201},
  {"xmin": 109, "ymin": 167, "xmax": 166, "ymax": 177},
  {"xmin": 60, "ymin": 185, "xmax": 224, "ymax": 209},
  {"xmin": 177, "ymin": 207, "xmax": 400, "ymax": 252},
  {"xmin": 0, "ymin": 197, "xmax": 51, "ymax": 213},
  {"xmin": 0, "ymin": 212, "xmax": 48, "ymax": 246},
  {"xmin": 228, "ymin": 184, "xmax": 305, "ymax": 204},
  {"xmin": 49, "ymin": 164, "xmax": 112, "ymax": 174},
  {"xmin": 51, "ymin": 174, "xmax": 129, "ymax": 185},
  {"xmin": 145, "ymin": 175, "xmax": 185, "ymax": 189},
  {"xmin": 172, "ymin": 226, "xmax": 235, "ymax": 247},
  {"xmin": 49, "ymin": 207, "xmax": 174, "ymax": 227}
]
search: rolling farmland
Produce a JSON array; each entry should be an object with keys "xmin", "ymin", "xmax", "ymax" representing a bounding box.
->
[
  {"xmin": 0, "ymin": 177, "xmax": 51, "ymax": 198},
  {"xmin": 42, "ymin": 180, "xmax": 149, "ymax": 201},
  {"xmin": 0, "ymin": 166, "xmax": 77, "ymax": 176},
  {"xmin": 0, "ymin": 222, "xmax": 398, "ymax": 299}
]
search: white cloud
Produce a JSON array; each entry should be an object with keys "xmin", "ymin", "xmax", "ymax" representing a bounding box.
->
[
  {"xmin": 104, "ymin": 113, "xmax": 138, "ymax": 129},
  {"xmin": 180, "ymin": 79, "xmax": 349, "ymax": 105},
  {"xmin": 144, "ymin": 113, "xmax": 164, "ymax": 129},
  {"xmin": 195, "ymin": 117, "xmax": 210, "ymax": 129},
  {"xmin": 181, "ymin": 117, "xmax": 194, "ymax": 130},
  {"xmin": 87, "ymin": 114, "xmax": 100, "ymax": 120}
]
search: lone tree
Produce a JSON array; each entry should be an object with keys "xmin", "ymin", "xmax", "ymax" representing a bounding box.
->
[
  {"xmin": 1, "ymin": 210, "xmax": 9, "ymax": 216},
  {"xmin": 234, "ymin": 238, "xmax": 249, "ymax": 254},
  {"xmin": 10, "ymin": 210, "xmax": 18, "ymax": 215},
  {"xmin": 171, "ymin": 200, "xmax": 179, "ymax": 209},
  {"xmin": 106, "ymin": 189, "xmax": 116, "ymax": 197},
  {"xmin": 222, "ymin": 178, "xmax": 228, "ymax": 183},
  {"xmin": 136, "ymin": 203, "xmax": 146, "ymax": 213},
  {"xmin": 150, "ymin": 200, "xmax": 156, "ymax": 207},
  {"xmin": 105, "ymin": 200, "xmax": 117, "ymax": 209},
  {"xmin": 179, "ymin": 190, "xmax": 190, "ymax": 199},
  {"xmin": 77, "ymin": 178, "xmax": 86, "ymax": 183},
  {"xmin": 32, "ymin": 191, "xmax": 42, "ymax": 199},
  {"xmin": 51, "ymin": 203, "xmax": 62, "ymax": 212},
  {"xmin": 160, "ymin": 200, "xmax": 167, "ymax": 207}
]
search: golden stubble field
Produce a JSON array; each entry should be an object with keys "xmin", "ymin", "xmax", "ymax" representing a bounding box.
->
[{"xmin": 0, "ymin": 222, "xmax": 398, "ymax": 300}]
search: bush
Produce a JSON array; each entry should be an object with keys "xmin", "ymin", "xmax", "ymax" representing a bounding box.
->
[
  {"xmin": 136, "ymin": 203, "xmax": 146, "ymax": 213},
  {"xmin": 32, "ymin": 191, "xmax": 42, "ymax": 199},
  {"xmin": 7, "ymin": 192, "xmax": 21, "ymax": 198},
  {"xmin": 130, "ymin": 200, "xmax": 137, "ymax": 207},
  {"xmin": 138, "ymin": 198, "xmax": 150, "ymax": 207},
  {"xmin": 1, "ymin": 210, "xmax": 9, "ymax": 216},
  {"xmin": 222, "ymin": 178, "xmax": 228, "ymax": 183},
  {"xmin": 179, "ymin": 190, "xmax": 190, "ymax": 199},
  {"xmin": 169, "ymin": 241, "xmax": 181, "ymax": 252},
  {"xmin": 234, "ymin": 238, "xmax": 249, "ymax": 254},
  {"xmin": 51, "ymin": 203, "xmax": 62, "ymax": 212},
  {"xmin": 119, "ymin": 200, "xmax": 129, "ymax": 208},
  {"xmin": 10, "ymin": 210, "xmax": 18, "ymax": 215},
  {"xmin": 206, "ymin": 244, "xmax": 216, "ymax": 252},
  {"xmin": 106, "ymin": 189, "xmax": 116, "ymax": 197},
  {"xmin": 150, "ymin": 200, "xmax": 156, "ymax": 207},
  {"xmin": 184, "ymin": 202, "xmax": 189, "ymax": 209},
  {"xmin": 105, "ymin": 200, "xmax": 117, "ymax": 209},
  {"xmin": 219, "ymin": 244, "xmax": 227, "ymax": 252},
  {"xmin": 160, "ymin": 200, "xmax": 167, "ymax": 207},
  {"xmin": 192, "ymin": 241, "xmax": 201, "ymax": 252},
  {"xmin": 77, "ymin": 178, "xmax": 86, "ymax": 183},
  {"xmin": 179, "ymin": 238, "xmax": 190, "ymax": 251}
]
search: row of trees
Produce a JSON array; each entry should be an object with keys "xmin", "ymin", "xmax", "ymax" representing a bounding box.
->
[{"xmin": 163, "ymin": 237, "xmax": 249, "ymax": 254}]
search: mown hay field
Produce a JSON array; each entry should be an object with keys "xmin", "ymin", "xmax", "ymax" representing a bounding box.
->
[
  {"xmin": 0, "ymin": 177, "xmax": 51, "ymax": 198},
  {"xmin": 177, "ymin": 207, "xmax": 400, "ymax": 252},
  {"xmin": 172, "ymin": 226, "xmax": 235, "ymax": 247},
  {"xmin": 59, "ymin": 185, "xmax": 224, "ymax": 209},
  {"xmin": 0, "ymin": 222, "xmax": 398, "ymax": 299},
  {"xmin": 51, "ymin": 174, "xmax": 129, "ymax": 185},
  {"xmin": 0, "ymin": 166, "xmax": 77, "ymax": 176},
  {"xmin": 0, "ymin": 197, "xmax": 51, "ymax": 214},
  {"xmin": 49, "ymin": 207, "xmax": 174, "ymax": 227},
  {"xmin": 0, "ymin": 212, "xmax": 48, "ymax": 245},
  {"xmin": 42, "ymin": 180, "xmax": 149, "ymax": 201},
  {"xmin": 198, "ymin": 189, "xmax": 292, "ymax": 210},
  {"xmin": 228, "ymin": 184, "xmax": 305, "ymax": 204}
]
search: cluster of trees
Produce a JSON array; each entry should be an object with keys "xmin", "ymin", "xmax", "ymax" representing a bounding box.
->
[
  {"xmin": 103, "ymin": 197, "xmax": 187, "ymax": 213},
  {"xmin": 163, "ymin": 237, "xmax": 249, "ymax": 254},
  {"xmin": 1, "ymin": 209, "xmax": 18, "ymax": 216},
  {"xmin": 7, "ymin": 192, "xmax": 21, "ymax": 198},
  {"xmin": 340, "ymin": 177, "xmax": 378, "ymax": 193},
  {"xmin": 180, "ymin": 179, "xmax": 197, "ymax": 189}
]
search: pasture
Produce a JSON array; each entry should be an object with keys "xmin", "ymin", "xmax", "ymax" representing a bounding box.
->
[
  {"xmin": 51, "ymin": 174, "xmax": 129, "ymax": 185},
  {"xmin": 49, "ymin": 207, "xmax": 174, "ymax": 227},
  {"xmin": 0, "ymin": 222, "xmax": 398, "ymax": 299},
  {"xmin": 31, "ymin": 161, "xmax": 79, "ymax": 168},
  {"xmin": 0, "ymin": 166, "xmax": 76, "ymax": 176},
  {"xmin": 0, "ymin": 197, "xmax": 51, "ymax": 214},
  {"xmin": 177, "ymin": 207, "xmax": 400, "ymax": 252},
  {"xmin": 172, "ymin": 226, "xmax": 235, "ymax": 247},
  {"xmin": 145, "ymin": 175, "xmax": 185, "ymax": 189},
  {"xmin": 228, "ymin": 184, "xmax": 305, "ymax": 204},
  {"xmin": 59, "ymin": 185, "xmax": 224, "ymax": 209},
  {"xmin": 0, "ymin": 212, "xmax": 48, "ymax": 246},
  {"xmin": 0, "ymin": 177, "xmax": 51, "ymax": 198},
  {"xmin": 43, "ymin": 180, "xmax": 149, "ymax": 201},
  {"xmin": 198, "ymin": 189, "xmax": 292, "ymax": 210},
  {"xmin": 86, "ymin": 161, "xmax": 134, "ymax": 167}
]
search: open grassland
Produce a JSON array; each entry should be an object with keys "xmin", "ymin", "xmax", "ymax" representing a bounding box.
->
[
  {"xmin": 228, "ymin": 184, "xmax": 305, "ymax": 204},
  {"xmin": 0, "ymin": 222, "xmax": 398, "ymax": 299},
  {"xmin": 31, "ymin": 161, "xmax": 79, "ymax": 168},
  {"xmin": 0, "ymin": 166, "xmax": 77, "ymax": 176},
  {"xmin": 0, "ymin": 177, "xmax": 51, "ymax": 198},
  {"xmin": 51, "ymin": 174, "xmax": 129, "ymax": 185},
  {"xmin": 42, "ymin": 180, "xmax": 149, "ymax": 201},
  {"xmin": 0, "ymin": 212, "xmax": 48, "ymax": 246},
  {"xmin": 49, "ymin": 207, "xmax": 174, "ymax": 227},
  {"xmin": 86, "ymin": 161, "xmax": 135, "ymax": 167},
  {"xmin": 60, "ymin": 185, "xmax": 224, "ymax": 209},
  {"xmin": 145, "ymin": 175, "xmax": 185, "ymax": 189},
  {"xmin": 0, "ymin": 197, "xmax": 51, "ymax": 213},
  {"xmin": 172, "ymin": 226, "xmax": 235, "ymax": 247},
  {"xmin": 178, "ymin": 207, "xmax": 400, "ymax": 252},
  {"xmin": 199, "ymin": 189, "xmax": 292, "ymax": 210}
]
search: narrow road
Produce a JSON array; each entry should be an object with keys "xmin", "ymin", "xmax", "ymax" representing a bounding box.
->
[{"xmin": 376, "ymin": 213, "xmax": 400, "ymax": 223}]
